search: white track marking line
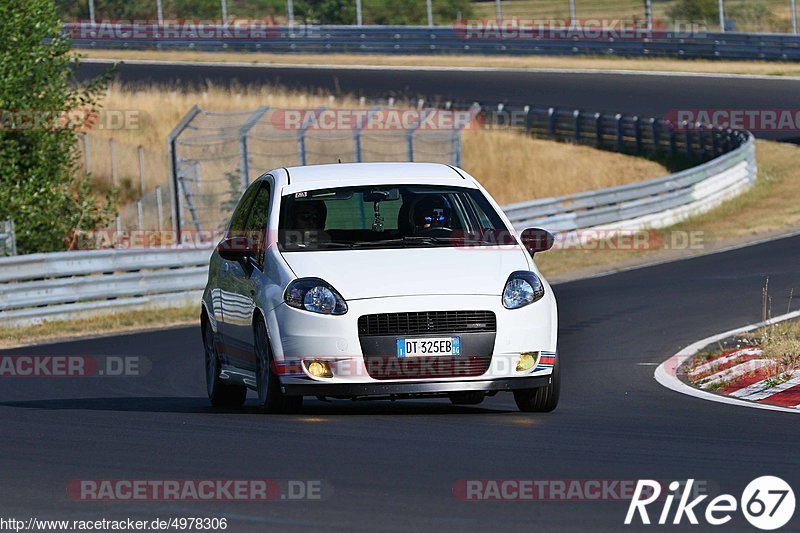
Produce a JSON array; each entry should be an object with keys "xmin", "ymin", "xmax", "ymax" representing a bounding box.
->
[{"xmin": 654, "ymin": 310, "xmax": 800, "ymax": 414}]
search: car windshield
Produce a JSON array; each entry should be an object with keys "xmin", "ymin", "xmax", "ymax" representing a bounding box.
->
[{"xmin": 278, "ymin": 184, "xmax": 513, "ymax": 251}]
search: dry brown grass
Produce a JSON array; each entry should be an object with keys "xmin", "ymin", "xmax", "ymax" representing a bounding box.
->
[
  {"xmin": 536, "ymin": 140, "xmax": 800, "ymax": 280},
  {"xmin": 87, "ymin": 83, "xmax": 666, "ymax": 203},
  {"xmin": 0, "ymin": 306, "xmax": 198, "ymax": 349},
  {"xmin": 80, "ymin": 49, "xmax": 800, "ymax": 77},
  {"xmin": 462, "ymin": 129, "xmax": 666, "ymax": 203}
]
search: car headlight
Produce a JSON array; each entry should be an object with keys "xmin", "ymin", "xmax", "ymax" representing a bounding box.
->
[
  {"xmin": 502, "ymin": 271, "xmax": 545, "ymax": 309},
  {"xmin": 284, "ymin": 278, "xmax": 348, "ymax": 315}
]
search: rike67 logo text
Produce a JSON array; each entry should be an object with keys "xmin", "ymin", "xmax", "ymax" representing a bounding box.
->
[{"xmin": 625, "ymin": 477, "xmax": 795, "ymax": 530}]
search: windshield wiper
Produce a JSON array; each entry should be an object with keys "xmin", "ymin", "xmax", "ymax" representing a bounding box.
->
[
  {"xmin": 351, "ymin": 236, "xmax": 456, "ymax": 248},
  {"xmin": 282, "ymin": 241, "xmax": 355, "ymax": 250}
]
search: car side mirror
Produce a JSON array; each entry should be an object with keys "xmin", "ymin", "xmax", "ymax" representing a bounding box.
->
[
  {"xmin": 520, "ymin": 228, "xmax": 555, "ymax": 255},
  {"xmin": 217, "ymin": 236, "xmax": 254, "ymax": 263}
]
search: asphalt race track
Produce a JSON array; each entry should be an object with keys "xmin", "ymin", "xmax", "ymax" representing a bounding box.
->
[
  {"xmin": 1, "ymin": 234, "xmax": 798, "ymax": 531},
  {"xmin": 76, "ymin": 60, "xmax": 800, "ymax": 142}
]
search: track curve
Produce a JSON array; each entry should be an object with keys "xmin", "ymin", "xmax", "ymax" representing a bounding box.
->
[
  {"xmin": 76, "ymin": 60, "xmax": 800, "ymax": 142},
  {"xmin": 1, "ymin": 234, "xmax": 798, "ymax": 531}
]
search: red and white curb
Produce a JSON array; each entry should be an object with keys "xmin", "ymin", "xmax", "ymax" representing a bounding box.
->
[{"xmin": 655, "ymin": 310, "xmax": 800, "ymax": 414}]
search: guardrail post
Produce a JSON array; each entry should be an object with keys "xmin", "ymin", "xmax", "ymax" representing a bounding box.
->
[
  {"xmin": 524, "ymin": 105, "xmax": 532, "ymax": 132},
  {"xmin": 573, "ymin": 109, "xmax": 581, "ymax": 143},
  {"xmin": 615, "ymin": 114, "xmax": 624, "ymax": 151},
  {"xmin": 650, "ymin": 118, "xmax": 660, "ymax": 154},
  {"xmin": 9, "ymin": 219, "xmax": 16, "ymax": 256},
  {"xmin": 684, "ymin": 123, "xmax": 694, "ymax": 158},
  {"xmin": 239, "ymin": 106, "xmax": 270, "ymax": 189},
  {"xmin": 137, "ymin": 200, "xmax": 144, "ymax": 230},
  {"xmin": 354, "ymin": 106, "xmax": 382, "ymax": 163},
  {"xmin": 451, "ymin": 128, "xmax": 462, "ymax": 167},
  {"xmin": 711, "ymin": 129, "xmax": 720, "ymax": 158},
  {"xmin": 698, "ymin": 127, "xmax": 707, "ymax": 160},
  {"xmin": 633, "ymin": 116, "xmax": 643, "ymax": 154},
  {"xmin": 669, "ymin": 124, "xmax": 677, "ymax": 158},
  {"xmin": 594, "ymin": 112, "xmax": 603, "ymax": 148},
  {"xmin": 138, "ymin": 146, "xmax": 146, "ymax": 195},
  {"xmin": 109, "ymin": 138, "xmax": 117, "ymax": 187},
  {"xmin": 547, "ymin": 107, "xmax": 557, "ymax": 138},
  {"xmin": 168, "ymin": 105, "xmax": 202, "ymax": 243},
  {"xmin": 156, "ymin": 186, "xmax": 164, "ymax": 232}
]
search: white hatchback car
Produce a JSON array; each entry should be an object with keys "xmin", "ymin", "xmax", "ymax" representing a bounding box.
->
[{"xmin": 201, "ymin": 162, "xmax": 558, "ymax": 413}]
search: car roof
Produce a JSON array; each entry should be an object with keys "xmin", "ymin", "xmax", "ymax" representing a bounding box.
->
[{"xmin": 279, "ymin": 162, "xmax": 475, "ymax": 194}]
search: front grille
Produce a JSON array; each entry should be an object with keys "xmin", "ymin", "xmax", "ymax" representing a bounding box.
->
[
  {"xmin": 357, "ymin": 311, "xmax": 496, "ymax": 337},
  {"xmin": 364, "ymin": 355, "xmax": 491, "ymax": 380}
]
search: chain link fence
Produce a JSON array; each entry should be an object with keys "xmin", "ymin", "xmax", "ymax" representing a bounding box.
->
[{"xmin": 168, "ymin": 104, "xmax": 472, "ymax": 236}]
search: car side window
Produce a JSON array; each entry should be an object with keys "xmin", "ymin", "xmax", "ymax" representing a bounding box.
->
[
  {"xmin": 243, "ymin": 182, "xmax": 272, "ymax": 268},
  {"xmin": 228, "ymin": 181, "xmax": 261, "ymax": 234}
]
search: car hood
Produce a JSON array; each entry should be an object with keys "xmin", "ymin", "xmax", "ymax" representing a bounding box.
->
[{"xmin": 280, "ymin": 246, "xmax": 530, "ymax": 300}]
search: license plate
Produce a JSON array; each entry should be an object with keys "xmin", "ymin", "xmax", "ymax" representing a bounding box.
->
[{"xmin": 396, "ymin": 337, "xmax": 461, "ymax": 357}]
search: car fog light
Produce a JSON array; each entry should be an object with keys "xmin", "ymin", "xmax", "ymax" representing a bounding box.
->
[
  {"xmin": 305, "ymin": 360, "xmax": 333, "ymax": 378},
  {"xmin": 516, "ymin": 352, "xmax": 538, "ymax": 372}
]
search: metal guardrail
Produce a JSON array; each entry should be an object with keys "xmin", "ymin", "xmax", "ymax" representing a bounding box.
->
[
  {"xmin": 0, "ymin": 103, "xmax": 757, "ymax": 326},
  {"xmin": 484, "ymin": 103, "xmax": 757, "ymax": 231},
  {"xmin": 0, "ymin": 219, "xmax": 16, "ymax": 257},
  {"xmin": 503, "ymin": 135, "xmax": 756, "ymax": 231},
  {"xmin": 67, "ymin": 24, "xmax": 800, "ymax": 61},
  {"xmin": 0, "ymin": 248, "xmax": 211, "ymax": 325}
]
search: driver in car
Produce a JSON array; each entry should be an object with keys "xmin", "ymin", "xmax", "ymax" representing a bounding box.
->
[
  {"xmin": 411, "ymin": 195, "xmax": 452, "ymax": 235},
  {"xmin": 289, "ymin": 200, "xmax": 330, "ymax": 247}
]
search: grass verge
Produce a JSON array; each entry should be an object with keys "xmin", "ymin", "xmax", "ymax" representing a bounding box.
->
[
  {"xmin": 79, "ymin": 49, "xmax": 800, "ymax": 77},
  {"xmin": 536, "ymin": 140, "xmax": 800, "ymax": 280},
  {"xmin": 0, "ymin": 306, "xmax": 199, "ymax": 349}
]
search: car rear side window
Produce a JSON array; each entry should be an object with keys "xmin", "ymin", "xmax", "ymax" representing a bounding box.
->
[
  {"xmin": 227, "ymin": 181, "xmax": 261, "ymax": 234},
  {"xmin": 243, "ymin": 182, "xmax": 271, "ymax": 267}
]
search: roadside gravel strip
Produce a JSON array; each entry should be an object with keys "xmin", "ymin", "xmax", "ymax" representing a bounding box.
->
[{"xmin": 655, "ymin": 311, "xmax": 800, "ymax": 414}]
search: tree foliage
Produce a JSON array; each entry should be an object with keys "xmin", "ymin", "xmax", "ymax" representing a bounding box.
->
[
  {"xmin": 0, "ymin": 0, "xmax": 115, "ymax": 253},
  {"xmin": 668, "ymin": 0, "xmax": 719, "ymax": 25}
]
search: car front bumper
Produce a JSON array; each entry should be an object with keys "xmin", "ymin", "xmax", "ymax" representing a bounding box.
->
[
  {"xmin": 265, "ymin": 293, "xmax": 558, "ymax": 392},
  {"xmin": 280, "ymin": 374, "xmax": 553, "ymax": 397}
]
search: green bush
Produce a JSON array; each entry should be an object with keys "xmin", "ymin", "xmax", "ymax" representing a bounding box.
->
[
  {"xmin": 668, "ymin": 0, "xmax": 719, "ymax": 26},
  {"xmin": 0, "ymin": 0, "xmax": 115, "ymax": 254}
]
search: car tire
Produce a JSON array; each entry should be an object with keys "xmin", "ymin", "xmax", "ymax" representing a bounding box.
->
[
  {"xmin": 448, "ymin": 391, "xmax": 485, "ymax": 405},
  {"xmin": 513, "ymin": 354, "xmax": 560, "ymax": 413},
  {"xmin": 203, "ymin": 316, "xmax": 247, "ymax": 408},
  {"xmin": 254, "ymin": 320, "xmax": 303, "ymax": 413}
]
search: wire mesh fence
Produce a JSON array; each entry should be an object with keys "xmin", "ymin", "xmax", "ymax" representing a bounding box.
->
[{"xmin": 169, "ymin": 105, "xmax": 472, "ymax": 236}]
